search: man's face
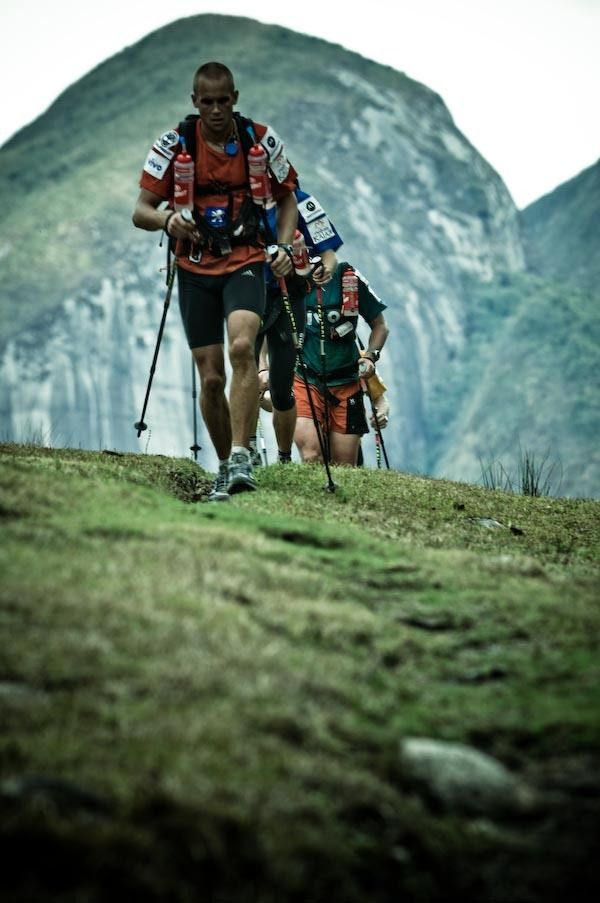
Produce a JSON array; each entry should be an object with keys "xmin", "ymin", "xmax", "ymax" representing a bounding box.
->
[{"xmin": 192, "ymin": 75, "xmax": 238, "ymax": 137}]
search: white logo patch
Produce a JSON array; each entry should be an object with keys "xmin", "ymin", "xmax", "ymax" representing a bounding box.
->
[
  {"xmin": 307, "ymin": 217, "xmax": 335, "ymax": 245},
  {"xmin": 159, "ymin": 130, "xmax": 179, "ymax": 150},
  {"xmin": 143, "ymin": 149, "xmax": 171, "ymax": 179},
  {"xmin": 298, "ymin": 195, "xmax": 325, "ymax": 224},
  {"xmin": 152, "ymin": 130, "xmax": 179, "ymax": 161},
  {"xmin": 261, "ymin": 126, "xmax": 283, "ymax": 159},
  {"xmin": 261, "ymin": 126, "xmax": 290, "ymax": 183}
]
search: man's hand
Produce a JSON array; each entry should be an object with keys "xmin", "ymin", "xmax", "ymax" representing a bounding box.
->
[
  {"xmin": 167, "ymin": 211, "xmax": 200, "ymax": 242},
  {"xmin": 370, "ymin": 395, "xmax": 390, "ymax": 429},
  {"xmin": 311, "ymin": 249, "xmax": 336, "ymax": 285},
  {"xmin": 268, "ymin": 246, "xmax": 294, "ymax": 278},
  {"xmin": 358, "ymin": 358, "xmax": 376, "ymax": 380}
]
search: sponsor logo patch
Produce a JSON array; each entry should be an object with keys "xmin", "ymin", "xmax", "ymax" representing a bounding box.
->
[
  {"xmin": 143, "ymin": 149, "xmax": 170, "ymax": 178},
  {"xmin": 159, "ymin": 130, "xmax": 179, "ymax": 150},
  {"xmin": 298, "ymin": 195, "xmax": 325, "ymax": 224},
  {"xmin": 151, "ymin": 130, "xmax": 180, "ymax": 160},
  {"xmin": 261, "ymin": 127, "xmax": 289, "ymax": 183},
  {"xmin": 205, "ymin": 207, "xmax": 228, "ymax": 229},
  {"xmin": 307, "ymin": 218, "xmax": 335, "ymax": 245}
]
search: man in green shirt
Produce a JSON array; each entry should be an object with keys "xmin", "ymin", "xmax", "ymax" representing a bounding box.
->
[{"xmin": 293, "ymin": 261, "xmax": 389, "ymax": 465}]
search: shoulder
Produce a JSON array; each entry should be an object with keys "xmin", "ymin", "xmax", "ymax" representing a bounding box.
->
[
  {"xmin": 140, "ymin": 127, "xmax": 180, "ymax": 185},
  {"xmin": 355, "ymin": 268, "xmax": 386, "ymax": 310}
]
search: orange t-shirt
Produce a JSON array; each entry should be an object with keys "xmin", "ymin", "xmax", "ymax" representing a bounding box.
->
[{"xmin": 139, "ymin": 119, "xmax": 298, "ymax": 276}]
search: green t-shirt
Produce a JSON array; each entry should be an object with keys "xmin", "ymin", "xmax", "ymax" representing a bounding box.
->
[{"xmin": 296, "ymin": 262, "xmax": 387, "ymax": 386}]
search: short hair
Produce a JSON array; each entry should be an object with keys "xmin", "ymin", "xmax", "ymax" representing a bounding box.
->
[{"xmin": 192, "ymin": 62, "xmax": 235, "ymax": 95}]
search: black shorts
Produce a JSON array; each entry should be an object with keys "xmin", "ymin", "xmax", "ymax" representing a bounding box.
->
[{"xmin": 177, "ymin": 263, "xmax": 266, "ymax": 348}]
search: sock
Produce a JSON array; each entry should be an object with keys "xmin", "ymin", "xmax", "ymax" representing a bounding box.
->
[
  {"xmin": 218, "ymin": 457, "xmax": 230, "ymax": 470},
  {"xmin": 278, "ymin": 450, "xmax": 292, "ymax": 463},
  {"xmin": 231, "ymin": 446, "xmax": 250, "ymax": 460}
]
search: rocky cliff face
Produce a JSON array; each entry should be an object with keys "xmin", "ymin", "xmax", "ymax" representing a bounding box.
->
[
  {"xmin": 0, "ymin": 15, "xmax": 534, "ymax": 479},
  {"xmin": 0, "ymin": 242, "xmax": 210, "ymax": 463},
  {"xmin": 310, "ymin": 66, "xmax": 524, "ymax": 471}
]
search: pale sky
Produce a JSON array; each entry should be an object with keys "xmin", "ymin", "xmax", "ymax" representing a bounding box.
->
[{"xmin": 2, "ymin": 0, "xmax": 598, "ymax": 208}]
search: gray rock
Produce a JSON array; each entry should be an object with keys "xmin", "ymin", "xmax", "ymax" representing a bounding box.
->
[{"xmin": 399, "ymin": 737, "xmax": 538, "ymax": 817}]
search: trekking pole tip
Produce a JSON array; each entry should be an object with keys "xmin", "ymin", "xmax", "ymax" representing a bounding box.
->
[{"xmin": 134, "ymin": 421, "xmax": 147, "ymax": 435}]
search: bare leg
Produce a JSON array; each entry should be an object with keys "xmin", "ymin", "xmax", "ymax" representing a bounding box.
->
[
  {"xmin": 294, "ymin": 415, "xmax": 324, "ymax": 463},
  {"xmin": 227, "ymin": 309, "xmax": 261, "ymax": 448},
  {"xmin": 192, "ymin": 344, "xmax": 231, "ymax": 461},
  {"xmin": 330, "ymin": 432, "xmax": 361, "ymax": 465},
  {"xmin": 273, "ymin": 404, "xmax": 297, "ymax": 455}
]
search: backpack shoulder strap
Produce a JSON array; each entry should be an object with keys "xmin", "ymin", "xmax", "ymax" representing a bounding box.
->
[
  {"xmin": 179, "ymin": 115, "xmax": 200, "ymax": 158},
  {"xmin": 234, "ymin": 113, "xmax": 257, "ymax": 157}
]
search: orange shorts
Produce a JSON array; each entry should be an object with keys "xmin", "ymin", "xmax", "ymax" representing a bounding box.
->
[{"xmin": 293, "ymin": 376, "xmax": 368, "ymax": 435}]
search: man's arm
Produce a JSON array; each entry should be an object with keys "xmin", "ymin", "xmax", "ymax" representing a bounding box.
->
[
  {"xmin": 269, "ymin": 191, "xmax": 298, "ymax": 278},
  {"xmin": 360, "ymin": 314, "xmax": 389, "ymax": 379},
  {"xmin": 275, "ymin": 190, "xmax": 298, "ymax": 245},
  {"xmin": 132, "ymin": 188, "xmax": 198, "ymax": 242},
  {"xmin": 366, "ymin": 314, "xmax": 389, "ymax": 355}
]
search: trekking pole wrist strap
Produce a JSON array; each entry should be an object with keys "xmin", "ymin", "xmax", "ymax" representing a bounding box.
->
[{"xmin": 164, "ymin": 211, "xmax": 176, "ymax": 235}]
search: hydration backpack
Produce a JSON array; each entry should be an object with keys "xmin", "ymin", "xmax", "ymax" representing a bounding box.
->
[{"xmin": 176, "ymin": 113, "xmax": 275, "ymax": 255}]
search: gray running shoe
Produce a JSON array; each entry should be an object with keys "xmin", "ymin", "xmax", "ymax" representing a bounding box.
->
[
  {"xmin": 227, "ymin": 451, "xmax": 257, "ymax": 494},
  {"xmin": 208, "ymin": 464, "xmax": 230, "ymax": 502}
]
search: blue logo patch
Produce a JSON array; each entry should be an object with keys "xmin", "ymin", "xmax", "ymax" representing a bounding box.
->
[{"xmin": 205, "ymin": 207, "xmax": 229, "ymax": 230}]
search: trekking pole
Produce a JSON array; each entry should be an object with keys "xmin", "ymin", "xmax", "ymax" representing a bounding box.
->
[
  {"xmin": 374, "ymin": 431, "xmax": 382, "ymax": 469},
  {"xmin": 256, "ymin": 414, "xmax": 268, "ymax": 465},
  {"xmin": 315, "ymin": 286, "xmax": 331, "ymax": 464},
  {"xmin": 274, "ymin": 268, "xmax": 336, "ymax": 493},
  {"xmin": 134, "ymin": 260, "xmax": 177, "ymax": 438},
  {"xmin": 190, "ymin": 355, "xmax": 202, "ymax": 461},
  {"xmin": 356, "ymin": 335, "xmax": 390, "ymax": 470}
]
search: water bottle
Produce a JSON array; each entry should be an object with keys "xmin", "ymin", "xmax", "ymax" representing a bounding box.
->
[
  {"xmin": 173, "ymin": 138, "xmax": 194, "ymax": 211},
  {"xmin": 248, "ymin": 143, "xmax": 273, "ymax": 206},
  {"xmin": 291, "ymin": 230, "xmax": 312, "ymax": 276},
  {"xmin": 341, "ymin": 267, "xmax": 359, "ymax": 317}
]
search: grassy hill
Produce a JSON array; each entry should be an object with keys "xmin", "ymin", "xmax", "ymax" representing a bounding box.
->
[{"xmin": 1, "ymin": 443, "xmax": 599, "ymax": 901}]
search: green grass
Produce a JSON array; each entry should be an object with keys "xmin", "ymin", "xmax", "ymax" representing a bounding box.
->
[{"xmin": 1, "ymin": 443, "xmax": 599, "ymax": 901}]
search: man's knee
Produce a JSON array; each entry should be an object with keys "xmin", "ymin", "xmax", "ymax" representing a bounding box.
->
[
  {"xmin": 229, "ymin": 334, "xmax": 255, "ymax": 365},
  {"xmin": 200, "ymin": 371, "xmax": 226, "ymax": 397},
  {"xmin": 294, "ymin": 421, "xmax": 322, "ymax": 463},
  {"xmin": 297, "ymin": 442, "xmax": 322, "ymax": 463}
]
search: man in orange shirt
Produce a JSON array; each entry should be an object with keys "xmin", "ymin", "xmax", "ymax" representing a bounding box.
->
[{"xmin": 133, "ymin": 62, "xmax": 298, "ymax": 499}]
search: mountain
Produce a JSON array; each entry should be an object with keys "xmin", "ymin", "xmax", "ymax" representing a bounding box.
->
[
  {"xmin": 0, "ymin": 14, "xmax": 597, "ymax": 496},
  {"xmin": 520, "ymin": 158, "xmax": 600, "ymax": 295},
  {"xmin": 431, "ymin": 272, "xmax": 600, "ymax": 495}
]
